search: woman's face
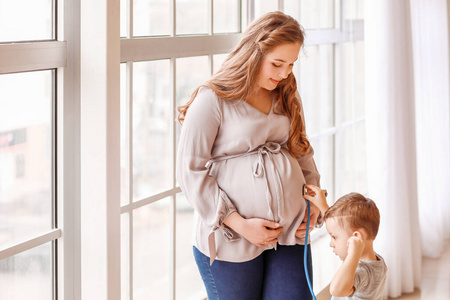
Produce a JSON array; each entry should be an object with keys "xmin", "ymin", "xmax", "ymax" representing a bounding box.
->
[{"xmin": 257, "ymin": 42, "xmax": 301, "ymax": 91}]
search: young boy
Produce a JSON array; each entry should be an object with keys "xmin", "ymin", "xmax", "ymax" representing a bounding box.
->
[{"xmin": 304, "ymin": 185, "xmax": 387, "ymax": 300}]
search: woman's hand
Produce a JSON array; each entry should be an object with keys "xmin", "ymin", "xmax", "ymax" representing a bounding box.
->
[
  {"xmin": 295, "ymin": 202, "xmax": 320, "ymax": 239},
  {"xmin": 223, "ymin": 212, "xmax": 283, "ymax": 247}
]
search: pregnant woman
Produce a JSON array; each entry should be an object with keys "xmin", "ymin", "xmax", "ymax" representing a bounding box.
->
[{"xmin": 177, "ymin": 11, "xmax": 321, "ymax": 300}]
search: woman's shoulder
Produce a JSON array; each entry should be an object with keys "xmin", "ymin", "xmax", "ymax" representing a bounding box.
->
[
  {"xmin": 197, "ymin": 85, "xmax": 218, "ymax": 98},
  {"xmin": 189, "ymin": 86, "xmax": 223, "ymax": 119}
]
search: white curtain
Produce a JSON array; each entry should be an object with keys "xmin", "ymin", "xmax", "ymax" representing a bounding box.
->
[
  {"xmin": 365, "ymin": 0, "xmax": 450, "ymax": 298},
  {"xmin": 410, "ymin": 0, "xmax": 450, "ymax": 258}
]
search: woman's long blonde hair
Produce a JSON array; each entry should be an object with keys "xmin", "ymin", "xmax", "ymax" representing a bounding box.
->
[{"xmin": 177, "ymin": 11, "xmax": 310, "ymax": 157}]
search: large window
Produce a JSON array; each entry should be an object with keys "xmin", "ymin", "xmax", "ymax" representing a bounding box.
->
[
  {"xmin": 119, "ymin": 0, "xmax": 365, "ymax": 299},
  {"xmin": 0, "ymin": 0, "xmax": 365, "ymax": 299},
  {"xmin": 119, "ymin": 1, "xmax": 241, "ymax": 298},
  {"xmin": 0, "ymin": 1, "xmax": 62, "ymax": 299}
]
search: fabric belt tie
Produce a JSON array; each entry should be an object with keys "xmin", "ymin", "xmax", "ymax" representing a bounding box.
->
[{"xmin": 205, "ymin": 142, "xmax": 286, "ymax": 264}]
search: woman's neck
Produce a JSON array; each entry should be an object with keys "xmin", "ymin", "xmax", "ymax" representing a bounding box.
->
[{"xmin": 245, "ymin": 88, "xmax": 274, "ymax": 115}]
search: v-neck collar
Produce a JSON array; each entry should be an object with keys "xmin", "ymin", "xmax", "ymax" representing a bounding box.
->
[{"xmin": 241, "ymin": 98, "xmax": 275, "ymax": 116}]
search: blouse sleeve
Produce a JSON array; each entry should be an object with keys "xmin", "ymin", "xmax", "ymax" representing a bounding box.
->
[
  {"xmin": 295, "ymin": 92, "xmax": 323, "ymax": 226},
  {"xmin": 296, "ymin": 145, "xmax": 321, "ymax": 186},
  {"xmin": 176, "ymin": 88, "xmax": 239, "ymax": 261}
]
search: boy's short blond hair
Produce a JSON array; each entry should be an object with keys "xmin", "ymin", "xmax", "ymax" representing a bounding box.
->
[{"xmin": 324, "ymin": 193, "xmax": 380, "ymax": 240}]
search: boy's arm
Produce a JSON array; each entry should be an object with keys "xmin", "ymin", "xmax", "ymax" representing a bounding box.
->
[
  {"xmin": 329, "ymin": 236, "xmax": 365, "ymax": 297},
  {"xmin": 303, "ymin": 184, "xmax": 329, "ymax": 215}
]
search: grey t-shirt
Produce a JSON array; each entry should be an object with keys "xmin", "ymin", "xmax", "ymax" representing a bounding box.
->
[{"xmin": 349, "ymin": 253, "xmax": 387, "ymax": 300}]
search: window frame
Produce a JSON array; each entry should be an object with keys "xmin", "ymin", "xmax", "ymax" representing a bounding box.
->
[
  {"xmin": 0, "ymin": 0, "xmax": 365, "ymax": 299},
  {"xmin": 119, "ymin": 0, "xmax": 365, "ymax": 299},
  {"xmin": 0, "ymin": 2, "xmax": 63, "ymax": 299}
]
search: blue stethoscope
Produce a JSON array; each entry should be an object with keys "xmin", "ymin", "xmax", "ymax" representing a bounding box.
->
[{"xmin": 303, "ymin": 184, "xmax": 333, "ymax": 300}]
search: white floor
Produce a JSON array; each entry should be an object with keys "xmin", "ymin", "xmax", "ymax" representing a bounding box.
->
[
  {"xmin": 394, "ymin": 240, "xmax": 450, "ymax": 300},
  {"xmin": 318, "ymin": 240, "xmax": 450, "ymax": 300}
]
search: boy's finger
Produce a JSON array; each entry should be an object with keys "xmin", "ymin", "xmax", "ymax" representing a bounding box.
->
[
  {"xmin": 305, "ymin": 184, "xmax": 320, "ymax": 192},
  {"xmin": 303, "ymin": 194, "xmax": 314, "ymax": 201}
]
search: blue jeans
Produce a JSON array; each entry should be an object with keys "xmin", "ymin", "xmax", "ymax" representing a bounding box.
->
[{"xmin": 193, "ymin": 244, "xmax": 313, "ymax": 300}]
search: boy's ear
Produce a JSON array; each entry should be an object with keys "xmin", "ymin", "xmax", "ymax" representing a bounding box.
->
[{"xmin": 353, "ymin": 230, "xmax": 365, "ymax": 240}]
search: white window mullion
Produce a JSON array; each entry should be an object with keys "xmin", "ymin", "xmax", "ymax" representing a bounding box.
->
[
  {"xmin": 248, "ymin": 0, "xmax": 255, "ymax": 23},
  {"xmin": 127, "ymin": 0, "xmax": 133, "ymax": 38},
  {"xmin": 278, "ymin": 0, "xmax": 284, "ymax": 12},
  {"xmin": 80, "ymin": 0, "xmax": 121, "ymax": 298},
  {"xmin": 169, "ymin": 57, "xmax": 177, "ymax": 300},
  {"xmin": 334, "ymin": 42, "xmax": 344, "ymax": 199},
  {"xmin": 209, "ymin": 0, "xmax": 213, "ymax": 34},
  {"xmin": 126, "ymin": 60, "xmax": 134, "ymax": 300},
  {"xmin": 171, "ymin": 0, "xmax": 176, "ymax": 36}
]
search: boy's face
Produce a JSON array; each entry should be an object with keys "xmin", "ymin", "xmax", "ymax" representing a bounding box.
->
[{"xmin": 325, "ymin": 217, "xmax": 353, "ymax": 261}]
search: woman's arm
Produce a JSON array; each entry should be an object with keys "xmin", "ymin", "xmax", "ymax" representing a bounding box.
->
[{"xmin": 177, "ymin": 88, "xmax": 237, "ymax": 230}]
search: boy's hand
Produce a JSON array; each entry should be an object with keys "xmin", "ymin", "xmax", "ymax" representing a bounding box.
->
[
  {"xmin": 303, "ymin": 184, "xmax": 329, "ymax": 214},
  {"xmin": 347, "ymin": 236, "xmax": 365, "ymax": 258}
]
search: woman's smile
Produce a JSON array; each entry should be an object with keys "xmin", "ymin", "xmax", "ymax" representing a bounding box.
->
[{"xmin": 270, "ymin": 78, "xmax": 281, "ymax": 85}]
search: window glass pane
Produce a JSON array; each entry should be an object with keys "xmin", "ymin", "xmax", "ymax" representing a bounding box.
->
[
  {"xmin": 134, "ymin": 0, "xmax": 171, "ymax": 37},
  {"xmin": 133, "ymin": 60, "xmax": 172, "ymax": 201},
  {"xmin": 287, "ymin": 1, "xmax": 334, "ymax": 29},
  {"xmin": 255, "ymin": 0, "xmax": 278, "ymax": 18},
  {"xmin": 318, "ymin": 0, "xmax": 334, "ymax": 28},
  {"xmin": 0, "ymin": 242, "xmax": 53, "ymax": 299},
  {"xmin": 284, "ymin": 1, "xmax": 300, "ymax": 23},
  {"xmin": 241, "ymin": 0, "xmax": 249, "ymax": 30},
  {"xmin": 176, "ymin": 193, "xmax": 205, "ymax": 299},
  {"xmin": 0, "ymin": 0, "xmax": 53, "ymax": 42},
  {"xmin": 0, "ymin": 71, "xmax": 53, "ymax": 247},
  {"xmin": 120, "ymin": 0, "xmax": 128, "ymax": 37},
  {"xmin": 336, "ymin": 128, "xmax": 356, "ymax": 196},
  {"xmin": 175, "ymin": 56, "xmax": 210, "ymax": 154},
  {"xmin": 176, "ymin": 0, "xmax": 208, "ymax": 35},
  {"xmin": 213, "ymin": 53, "xmax": 228, "ymax": 74},
  {"xmin": 300, "ymin": 0, "xmax": 318, "ymax": 29},
  {"xmin": 356, "ymin": 0, "xmax": 364, "ymax": 19},
  {"xmin": 133, "ymin": 198, "xmax": 171, "ymax": 299},
  {"xmin": 299, "ymin": 46, "xmax": 319, "ymax": 135},
  {"xmin": 343, "ymin": 0, "xmax": 364, "ymax": 20},
  {"xmin": 343, "ymin": 0, "xmax": 363, "ymax": 20},
  {"xmin": 355, "ymin": 41, "xmax": 365, "ymax": 118},
  {"xmin": 213, "ymin": 0, "xmax": 240, "ymax": 33},
  {"xmin": 299, "ymin": 45, "xmax": 334, "ymax": 136},
  {"xmin": 355, "ymin": 123, "xmax": 367, "ymax": 194},
  {"xmin": 342, "ymin": 42, "xmax": 364, "ymax": 122},
  {"xmin": 310, "ymin": 136, "xmax": 334, "ymax": 203}
]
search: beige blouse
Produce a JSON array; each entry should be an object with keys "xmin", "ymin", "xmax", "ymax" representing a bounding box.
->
[{"xmin": 177, "ymin": 87, "xmax": 321, "ymax": 265}]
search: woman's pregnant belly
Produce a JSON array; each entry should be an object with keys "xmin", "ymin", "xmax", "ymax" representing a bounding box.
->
[{"xmin": 208, "ymin": 147, "xmax": 307, "ymax": 231}]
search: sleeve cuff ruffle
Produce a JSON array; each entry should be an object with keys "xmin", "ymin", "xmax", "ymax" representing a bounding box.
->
[{"xmin": 208, "ymin": 189, "xmax": 240, "ymax": 265}]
